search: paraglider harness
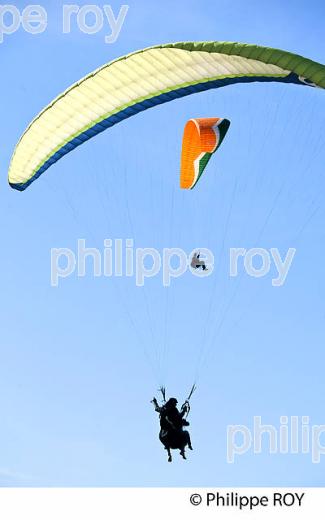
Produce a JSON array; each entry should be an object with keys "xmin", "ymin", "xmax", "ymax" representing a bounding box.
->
[
  {"xmin": 191, "ymin": 252, "xmax": 208, "ymax": 271},
  {"xmin": 183, "ymin": 383, "xmax": 196, "ymax": 419},
  {"xmin": 152, "ymin": 385, "xmax": 195, "ymax": 461},
  {"xmin": 155, "ymin": 383, "xmax": 196, "ymax": 423}
]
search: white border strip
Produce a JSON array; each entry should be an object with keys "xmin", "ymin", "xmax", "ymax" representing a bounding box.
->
[{"xmin": 0, "ymin": 488, "xmax": 323, "ymax": 519}]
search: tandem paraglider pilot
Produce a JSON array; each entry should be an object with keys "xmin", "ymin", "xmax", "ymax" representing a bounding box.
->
[{"xmin": 151, "ymin": 389, "xmax": 194, "ymax": 462}]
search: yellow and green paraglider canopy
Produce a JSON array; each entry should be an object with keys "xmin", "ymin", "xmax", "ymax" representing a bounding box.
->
[{"xmin": 8, "ymin": 41, "xmax": 325, "ymax": 191}]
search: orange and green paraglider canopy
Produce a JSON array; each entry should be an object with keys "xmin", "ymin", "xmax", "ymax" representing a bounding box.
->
[{"xmin": 180, "ymin": 117, "xmax": 230, "ymax": 189}]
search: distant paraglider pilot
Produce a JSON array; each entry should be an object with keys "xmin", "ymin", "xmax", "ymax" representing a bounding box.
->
[
  {"xmin": 152, "ymin": 395, "xmax": 193, "ymax": 462},
  {"xmin": 191, "ymin": 251, "xmax": 207, "ymax": 271}
]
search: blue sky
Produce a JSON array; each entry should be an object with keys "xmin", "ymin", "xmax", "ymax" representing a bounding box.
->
[{"xmin": 0, "ymin": 0, "xmax": 325, "ymax": 486}]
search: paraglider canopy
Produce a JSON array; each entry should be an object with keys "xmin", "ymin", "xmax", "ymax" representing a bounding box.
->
[
  {"xmin": 8, "ymin": 41, "xmax": 325, "ymax": 191},
  {"xmin": 180, "ymin": 117, "xmax": 230, "ymax": 189}
]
